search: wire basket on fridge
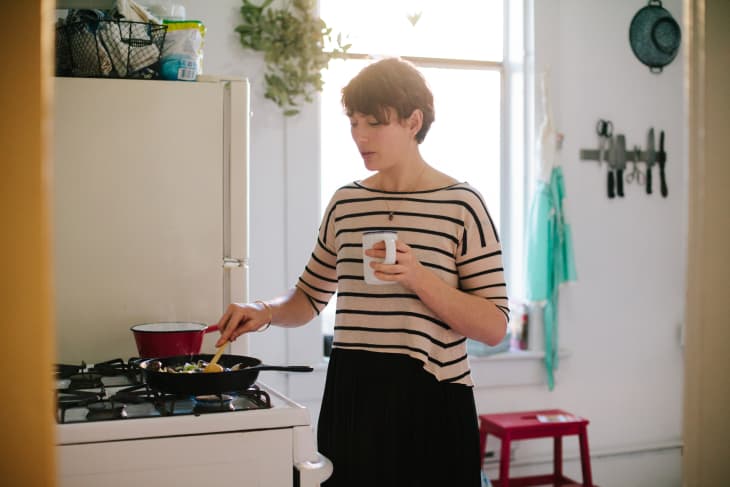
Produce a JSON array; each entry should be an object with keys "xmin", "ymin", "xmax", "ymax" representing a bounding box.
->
[{"xmin": 56, "ymin": 20, "xmax": 167, "ymax": 79}]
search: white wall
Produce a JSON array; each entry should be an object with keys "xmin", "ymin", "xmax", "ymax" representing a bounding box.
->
[{"xmin": 176, "ymin": 1, "xmax": 685, "ymax": 485}]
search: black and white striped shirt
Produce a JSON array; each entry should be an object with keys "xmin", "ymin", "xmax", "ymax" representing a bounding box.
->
[{"xmin": 296, "ymin": 181, "xmax": 509, "ymax": 385}]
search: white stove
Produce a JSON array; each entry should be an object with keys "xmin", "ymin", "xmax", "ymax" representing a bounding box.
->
[{"xmin": 55, "ymin": 360, "xmax": 332, "ymax": 487}]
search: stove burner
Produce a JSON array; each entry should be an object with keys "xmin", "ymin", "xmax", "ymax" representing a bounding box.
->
[
  {"xmin": 68, "ymin": 372, "xmax": 103, "ymax": 389},
  {"xmin": 109, "ymin": 384, "xmax": 182, "ymax": 416},
  {"xmin": 193, "ymin": 394, "xmax": 235, "ymax": 412},
  {"xmin": 86, "ymin": 401, "xmax": 127, "ymax": 421}
]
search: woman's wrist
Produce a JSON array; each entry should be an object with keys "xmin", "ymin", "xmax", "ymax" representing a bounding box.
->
[{"xmin": 255, "ymin": 300, "xmax": 273, "ymax": 332}]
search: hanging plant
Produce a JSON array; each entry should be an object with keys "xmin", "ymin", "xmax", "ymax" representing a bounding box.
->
[{"xmin": 236, "ymin": 0, "xmax": 350, "ymax": 116}]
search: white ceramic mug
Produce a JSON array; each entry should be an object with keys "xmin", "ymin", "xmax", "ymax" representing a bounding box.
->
[{"xmin": 362, "ymin": 230, "xmax": 398, "ymax": 285}]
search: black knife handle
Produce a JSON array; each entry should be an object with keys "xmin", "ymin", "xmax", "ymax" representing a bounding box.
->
[
  {"xmin": 657, "ymin": 130, "xmax": 668, "ymax": 197},
  {"xmin": 616, "ymin": 169, "xmax": 624, "ymax": 197},
  {"xmin": 646, "ymin": 166, "xmax": 653, "ymax": 194},
  {"xmin": 608, "ymin": 170, "xmax": 615, "ymax": 199}
]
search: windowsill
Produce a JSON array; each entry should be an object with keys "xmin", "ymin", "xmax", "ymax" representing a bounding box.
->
[
  {"xmin": 469, "ymin": 347, "xmax": 571, "ymax": 362},
  {"xmin": 469, "ymin": 348, "xmax": 571, "ymax": 388}
]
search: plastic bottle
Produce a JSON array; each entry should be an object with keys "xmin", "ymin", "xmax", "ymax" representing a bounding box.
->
[
  {"xmin": 519, "ymin": 306, "xmax": 529, "ymax": 350},
  {"xmin": 160, "ymin": 19, "xmax": 205, "ymax": 81}
]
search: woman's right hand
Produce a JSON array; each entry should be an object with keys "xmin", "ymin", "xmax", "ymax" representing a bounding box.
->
[{"xmin": 214, "ymin": 301, "xmax": 271, "ymax": 347}]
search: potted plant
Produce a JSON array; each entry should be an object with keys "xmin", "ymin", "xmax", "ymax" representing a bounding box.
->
[{"xmin": 236, "ymin": 0, "xmax": 350, "ymax": 116}]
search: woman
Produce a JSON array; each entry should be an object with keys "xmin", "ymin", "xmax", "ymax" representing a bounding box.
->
[{"xmin": 215, "ymin": 57, "xmax": 509, "ymax": 486}]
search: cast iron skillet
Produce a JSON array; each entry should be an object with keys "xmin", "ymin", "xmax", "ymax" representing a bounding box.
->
[{"xmin": 139, "ymin": 353, "xmax": 313, "ymax": 395}]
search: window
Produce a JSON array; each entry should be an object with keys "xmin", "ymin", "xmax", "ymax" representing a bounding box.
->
[{"xmin": 318, "ymin": 0, "xmax": 526, "ymax": 340}]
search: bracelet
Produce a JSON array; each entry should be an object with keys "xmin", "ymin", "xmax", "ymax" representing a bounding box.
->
[{"xmin": 255, "ymin": 300, "xmax": 272, "ymax": 332}]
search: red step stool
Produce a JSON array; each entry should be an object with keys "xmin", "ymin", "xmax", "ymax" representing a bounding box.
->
[{"xmin": 478, "ymin": 409, "xmax": 595, "ymax": 487}]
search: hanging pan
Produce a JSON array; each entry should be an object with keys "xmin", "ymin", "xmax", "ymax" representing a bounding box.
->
[{"xmin": 629, "ymin": 0, "xmax": 681, "ymax": 73}]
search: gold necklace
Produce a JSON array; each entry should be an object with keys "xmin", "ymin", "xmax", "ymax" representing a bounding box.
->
[{"xmin": 382, "ymin": 165, "xmax": 427, "ymax": 221}]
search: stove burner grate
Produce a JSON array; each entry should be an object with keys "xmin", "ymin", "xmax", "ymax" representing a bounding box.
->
[
  {"xmin": 244, "ymin": 384, "xmax": 272, "ymax": 408},
  {"xmin": 87, "ymin": 401, "xmax": 127, "ymax": 421},
  {"xmin": 193, "ymin": 394, "xmax": 236, "ymax": 413},
  {"xmin": 56, "ymin": 359, "xmax": 274, "ymax": 423},
  {"xmin": 89, "ymin": 358, "xmax": 142, "ymax": 384},
  {"xmin": 56, "ymin": 389, "xmax": 105, "ymax": 423},
  {"xmin": 67, "ymin": 372, "xmax": 104, "ymax": 389},
  {"xmin": 109, "ymin": 384, "xmax": 157, "ymax": 404},
  {"xmin": 56, "ymin": 362, "xmax": 85, "ymax": 379}
]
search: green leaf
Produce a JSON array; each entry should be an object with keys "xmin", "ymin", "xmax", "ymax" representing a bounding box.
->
[{"xmin": 235, "ymin": 0, "xmax": 348, "ymax": 116}]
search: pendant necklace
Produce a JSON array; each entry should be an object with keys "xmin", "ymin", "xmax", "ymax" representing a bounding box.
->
[{"xmin": 383, "ymin": 165, "xmax": 427, "ymax": 221}]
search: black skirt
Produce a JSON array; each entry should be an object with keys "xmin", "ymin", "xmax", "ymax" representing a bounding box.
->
[{"xmin": 317, "ymin": 348, "xmax": 481, "ymax": 487}]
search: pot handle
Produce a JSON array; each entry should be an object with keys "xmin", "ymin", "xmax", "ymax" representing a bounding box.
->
[{"xmin": 204, "ymin": 324, "xmax": 220, "ymax": 334}]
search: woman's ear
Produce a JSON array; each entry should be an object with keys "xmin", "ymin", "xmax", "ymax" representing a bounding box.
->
[{"xmin": 408, "ymin": 109, "xmax": 423, "ymax": 138}]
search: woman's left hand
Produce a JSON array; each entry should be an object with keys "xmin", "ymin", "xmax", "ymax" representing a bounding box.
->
[{"xmin": 366, "ymin": 240, "xmax": 425, "ymax": 290}]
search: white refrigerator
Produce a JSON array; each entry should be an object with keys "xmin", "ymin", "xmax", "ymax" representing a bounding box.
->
[{"xmin": 53, "ymin": 76, "xmax": 250, "ymax": 363}]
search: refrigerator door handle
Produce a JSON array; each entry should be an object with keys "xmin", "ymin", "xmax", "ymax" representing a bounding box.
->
[{"xmin": 222, "ymin": 257, "xmax": 247, "ymax": 269}]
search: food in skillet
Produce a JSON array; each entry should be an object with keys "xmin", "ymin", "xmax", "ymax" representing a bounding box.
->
[
  {"xmin": 159, "ymin": 360, "xmax": 227, "ymax": 373},
  {"xmin": 145, "ymin": 360, "xmax": 250, "ymax": 374}
]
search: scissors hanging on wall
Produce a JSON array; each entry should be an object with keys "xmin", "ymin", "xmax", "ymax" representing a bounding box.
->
[{"xmin": 625, "ymin": 146, "xmax": 645, "ymax": 186}]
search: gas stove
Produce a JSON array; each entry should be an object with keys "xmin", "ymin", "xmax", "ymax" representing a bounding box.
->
[
  {"xmin": 55, "ymin": 358, "xmax": 331, "ymax": 487},
  {"xmin": 56, "ymin": 358, "xmax": 271, "ymax": 424}
]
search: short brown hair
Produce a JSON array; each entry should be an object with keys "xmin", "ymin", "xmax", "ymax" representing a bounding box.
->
[{"xmin": 341, "ymin": 58, "xmax": 435, "ymax": 144}]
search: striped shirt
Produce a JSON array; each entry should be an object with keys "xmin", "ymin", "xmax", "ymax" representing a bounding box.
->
[{"xmin": 296, "ymin": 181, "xmax": 509, "ymax": 386}]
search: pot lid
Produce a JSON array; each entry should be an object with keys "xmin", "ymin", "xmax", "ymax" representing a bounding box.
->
[{"xmin": 629, "ymin": 0, "xmax": 681, "ymax": 73}]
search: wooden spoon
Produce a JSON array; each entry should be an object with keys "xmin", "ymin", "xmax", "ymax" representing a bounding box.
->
[{"xmin": 203, "ymin": 344, "xmax": 226, "ymax": 373}]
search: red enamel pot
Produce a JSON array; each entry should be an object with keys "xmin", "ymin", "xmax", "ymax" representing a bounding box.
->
[{"xmin": 131, "ymin": 322, "xmax": 220, "ymax": 358}]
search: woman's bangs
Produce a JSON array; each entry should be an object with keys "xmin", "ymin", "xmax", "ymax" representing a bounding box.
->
[{"xmin": 343, "ymin": 85, "xmax": 390, "ymax": 123}]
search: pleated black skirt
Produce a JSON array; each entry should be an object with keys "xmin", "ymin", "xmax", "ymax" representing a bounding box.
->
[{"xmin": 317, "ymin": 348, "xmax": 481, "ymax": 487}]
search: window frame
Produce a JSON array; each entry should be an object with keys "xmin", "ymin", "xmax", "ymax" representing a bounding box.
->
[{"xmin": 269, "ymin": 0, "xmax": 545, "ymax": 405}]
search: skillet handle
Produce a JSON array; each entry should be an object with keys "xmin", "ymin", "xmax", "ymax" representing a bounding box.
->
[{"xmin": 254, "ymin": 365, "xmax": 314, "ymax": 373}]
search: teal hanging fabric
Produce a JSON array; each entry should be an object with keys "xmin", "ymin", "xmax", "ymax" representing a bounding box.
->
[{"xmin": 524, "ymin": 71, "xmax": 577, "ymax": 390}]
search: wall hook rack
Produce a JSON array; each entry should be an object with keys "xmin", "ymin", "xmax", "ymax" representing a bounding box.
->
[{"xmin": 579, "ymin": 126, "xmax": 668, "ymax": 198}]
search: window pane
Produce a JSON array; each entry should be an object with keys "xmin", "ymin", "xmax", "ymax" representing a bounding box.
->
[
  {"xmin": 320, "ymin": 59, "xmax": 372, "ymax": 209},
  {"xmin": 419, "ymin": 66, "xmax": 502, "ymax": 230},
  {"xmin": 321, "ymin": 0, "xmax": 503, "ymax": 62}
]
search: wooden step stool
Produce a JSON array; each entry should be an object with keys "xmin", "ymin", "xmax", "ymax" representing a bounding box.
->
[{"xmin": 478, "ymin": 409, "xmax": 595, "ymax": 487}]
